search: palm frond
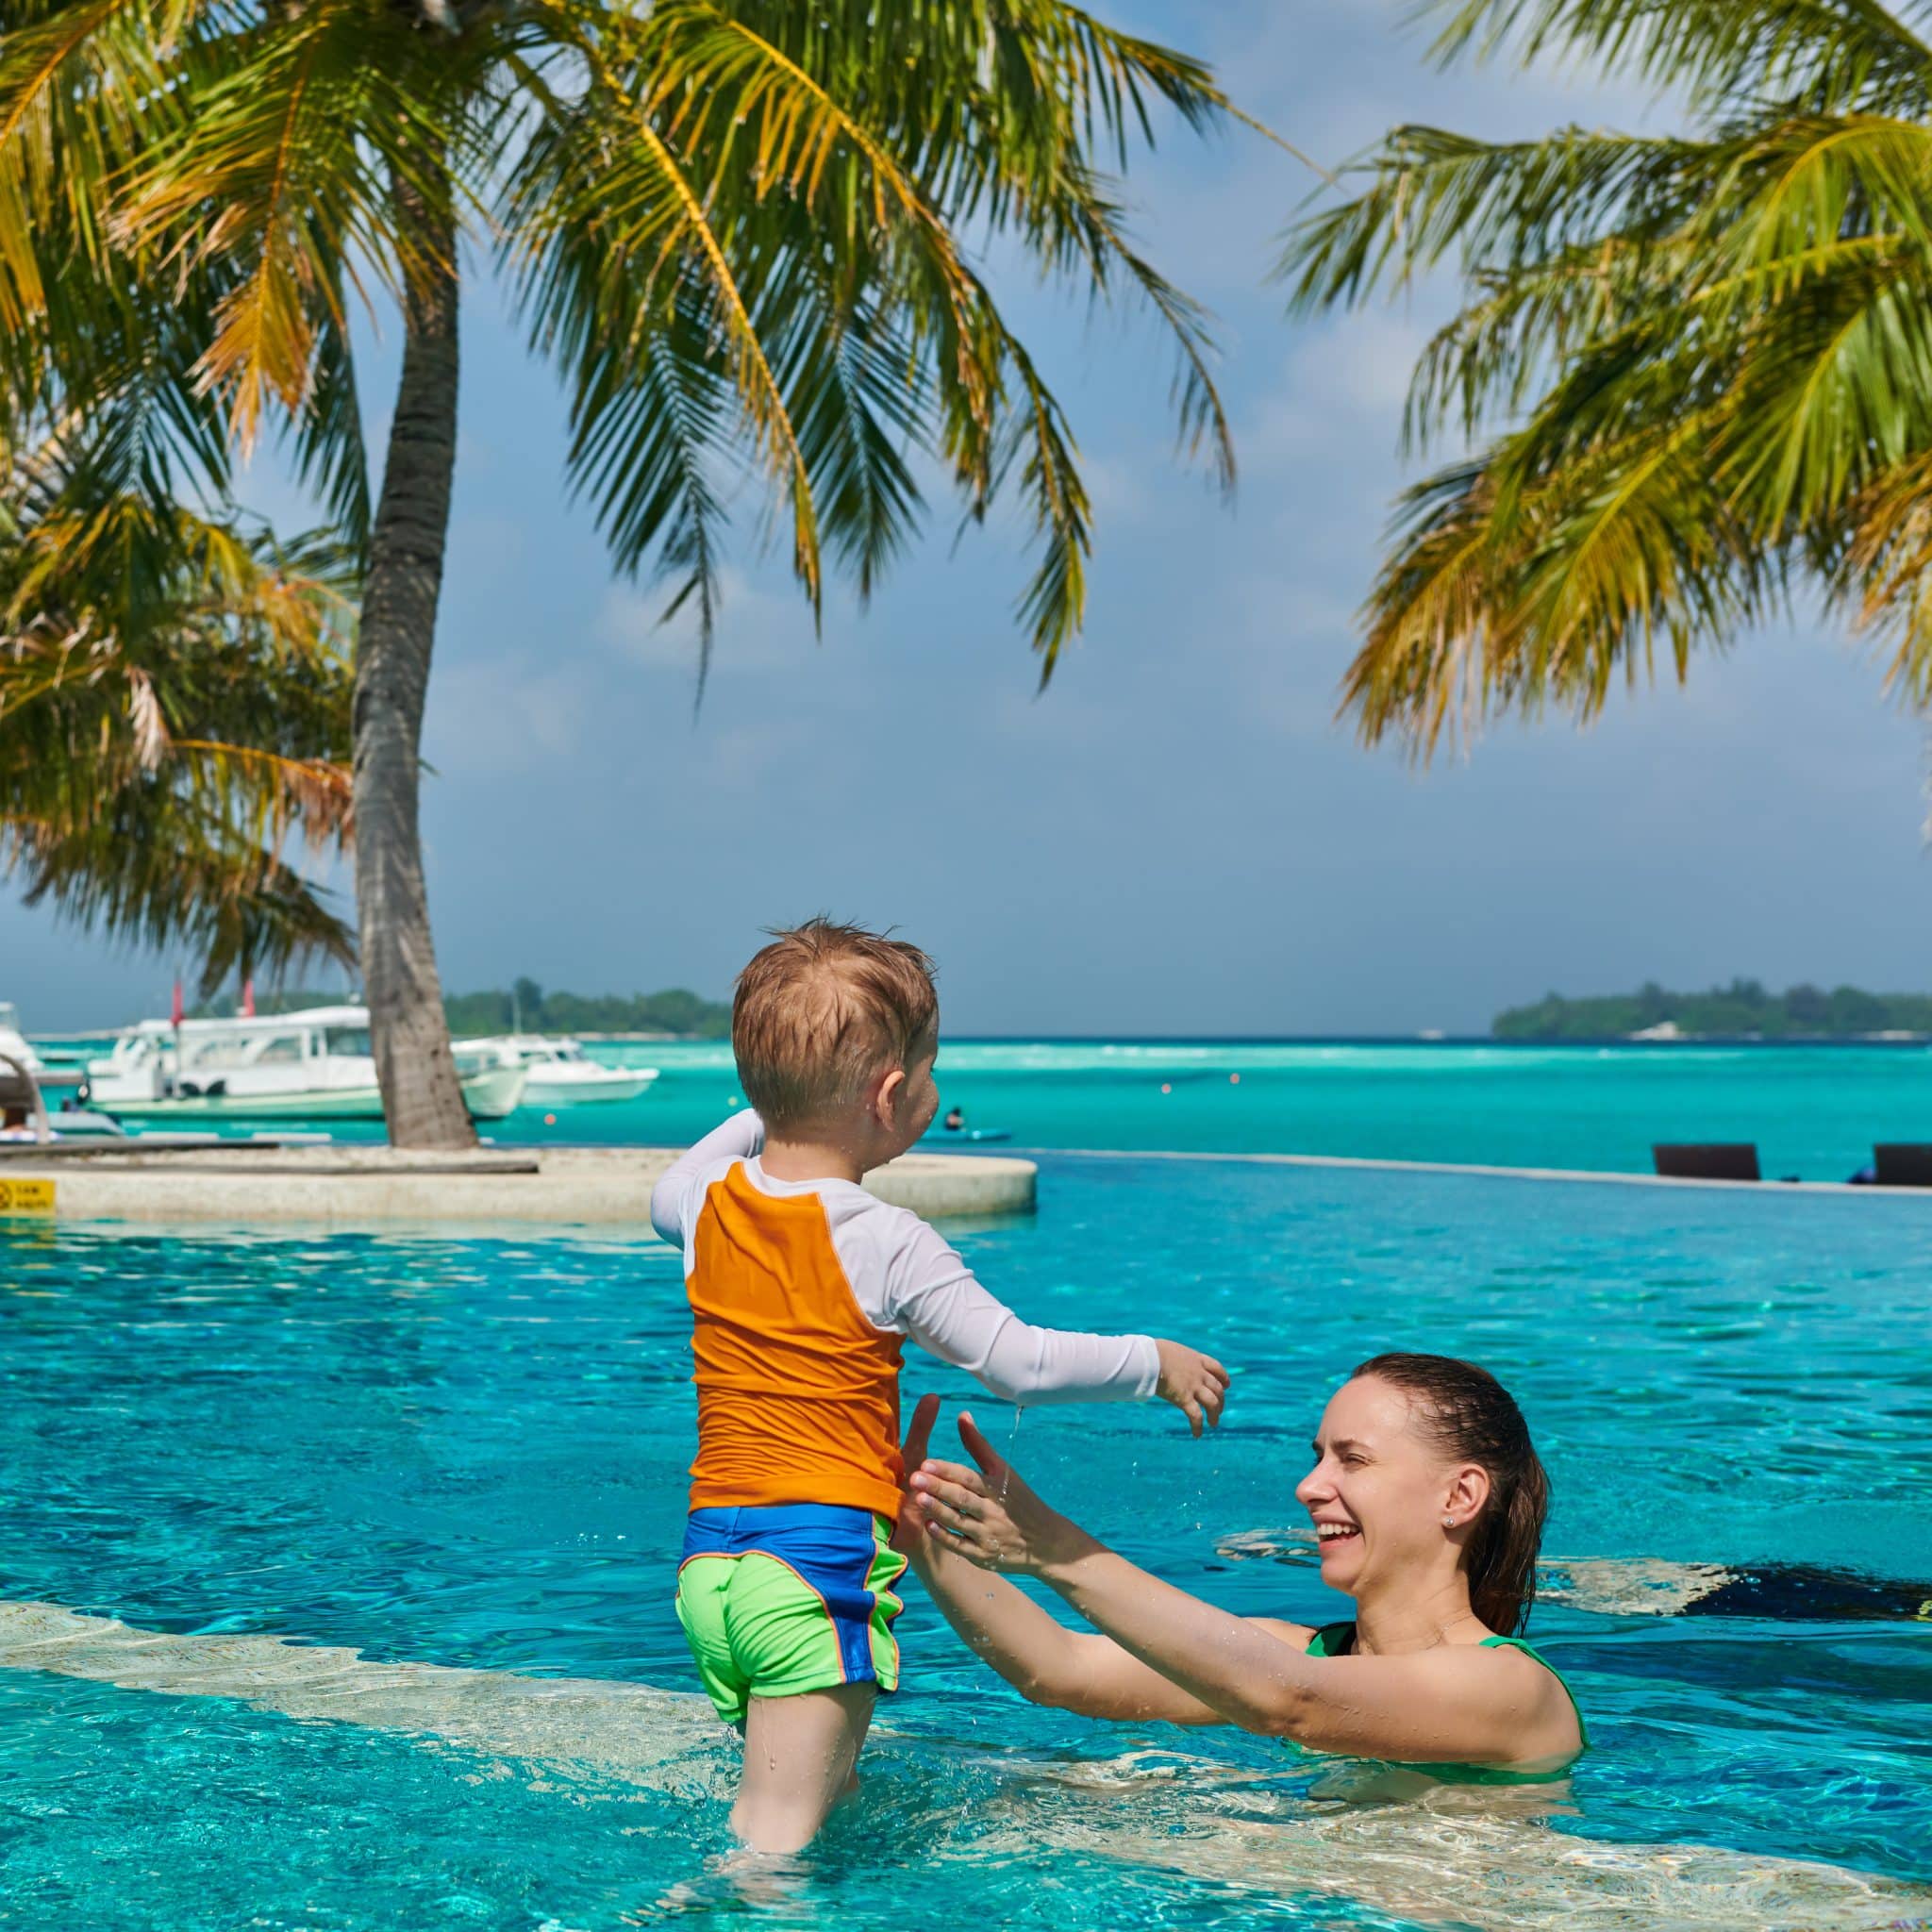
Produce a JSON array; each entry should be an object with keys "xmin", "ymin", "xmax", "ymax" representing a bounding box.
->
[
  {"xmin": 504, "ymin": 0, "xmax": 1247, "ymax": 683},
  {"xmin": 1420, "ymin": 0, "xmax": 1932, "ymax": 116},
  {"xmin": 0, "ymin": 0, "xmax": 176, "ymax": 327},
  {"xmin": 1289, "ymin": 0, "xmax": 1932, "ymax": 753},
  {"xmin": 1350, "ymin": 404, "xmax": 1769, "ymax": 757},
  {"xmin": 119, "ymin": 3, "xmax": 442, "ymax": 449},
  {"xmin": 1, "ymin": 442, "xmax": 357, "ymax": 985},
  {"xmin": 517, "ymin": 12, "xmax": 825, "ymax": 613}
]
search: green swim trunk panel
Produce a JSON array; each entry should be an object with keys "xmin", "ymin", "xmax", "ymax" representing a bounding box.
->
[{"xmin": 675, "ymin": 1510, "xmax": 908, "ymax": 1727}]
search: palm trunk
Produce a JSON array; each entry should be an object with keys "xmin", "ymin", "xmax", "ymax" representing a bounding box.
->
[{"xmin": 352, "ymin": 154, "xmax": 475, "ymax": 1150}]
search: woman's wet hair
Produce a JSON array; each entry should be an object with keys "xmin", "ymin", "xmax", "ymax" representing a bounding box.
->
[{"xmin": 1351, "ymin": 1352, "xmax": 1549, "ymax": 1635}]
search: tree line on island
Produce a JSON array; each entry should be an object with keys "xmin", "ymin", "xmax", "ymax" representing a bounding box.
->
[
  {"xmin": 443, "ymin": 979, "xmax": 729, "ymax": 1040},
  {"xmin": 194, "ymin": 977, "xmax": 729, "ymax": 1039},
  {"xmin": 1494, "ymin": 982, "xmax": 1932, "ymax": 1042}
]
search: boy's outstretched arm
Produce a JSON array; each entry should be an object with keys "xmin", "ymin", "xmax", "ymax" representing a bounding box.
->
[
  {"xmin": 648, "ymin": 1108, "xmax": 765, "ymax": 1247},
  {"xmin": 1151, "ymin": 1341, "xmax": 1232, "ymax": 1437},
  {"xmin": 885, "ymin": 1219, "xmax": 1228, "ymax": 1432}
]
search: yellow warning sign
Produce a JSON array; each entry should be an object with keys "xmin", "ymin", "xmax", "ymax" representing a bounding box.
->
[{"xmin": 0, "ymin": 1177, "xmax": 56, "ymax": 1214}]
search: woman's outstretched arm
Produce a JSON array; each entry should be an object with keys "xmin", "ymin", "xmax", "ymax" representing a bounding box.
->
[
  {"xmin": 913, "ymin": 1414, "xmax": 1577, "ymax": 1769},
  {"xmin": 894, "ymin": 1398, "xmax": 1284, "ymax": 1725},
  {"xmin": 912, "ymin": 1531, "xmax": 1245, "ymax": 1724}
]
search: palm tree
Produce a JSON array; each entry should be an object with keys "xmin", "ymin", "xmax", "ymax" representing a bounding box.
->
[
  {"xmin": 0, "ymin": 1, "xmax": 1260, "ymax": 1147},
  {"xmin": 1283, "ymin": 0, "xmax": 1932, "ymax": 763},
  {"xmin": 2, "ymin": 429, "xmax": 356, "ymax": 996}
]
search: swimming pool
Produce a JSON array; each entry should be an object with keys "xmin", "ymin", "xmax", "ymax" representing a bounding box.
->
[{"xmin": 2, "ymin": 1156, "xmax": 1928, "ymax": 1928}]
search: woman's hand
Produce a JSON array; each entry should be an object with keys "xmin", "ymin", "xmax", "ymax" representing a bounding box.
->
[
  {"xmin": 891, "ymin": 1392, "xmax": 942, "ymax": 1554},
  {"xmin": 909, "ymin": 1411, "xmax": 1088, "ymax": 1575}
]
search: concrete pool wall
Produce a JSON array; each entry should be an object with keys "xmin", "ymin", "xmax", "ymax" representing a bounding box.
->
[{"xmin": 0, "ymin": 1144, "xmax": 1038, "ymax": 1226}]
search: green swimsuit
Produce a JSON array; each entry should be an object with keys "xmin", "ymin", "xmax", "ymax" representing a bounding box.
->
[{"xmin": 1298, "ymin": 1622, "xmax": 1590, "ymax": 1775}]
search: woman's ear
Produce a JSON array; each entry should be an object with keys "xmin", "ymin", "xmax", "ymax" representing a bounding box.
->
[{"xmin": 1444, "ymin": 1463, "xmax": 1491, "ymax": 1528}]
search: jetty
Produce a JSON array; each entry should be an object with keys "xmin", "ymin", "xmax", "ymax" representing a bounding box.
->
[{"xmin": 0, "ymin": 1143, "xmax": 1035, "ymax": 1227}]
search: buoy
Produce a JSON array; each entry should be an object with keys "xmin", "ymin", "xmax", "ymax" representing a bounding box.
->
[
  {"xmin": 543, "ymin": 1113, "xmax": 557, "ymax": 1125},
  {"xmin": 1160, "ymin": 1082, "xmax": 1172, "ymax": 1094},
  {"xmin": 1229, "ymin": 1073, "xmax": 1241, "ymax": 1085}
]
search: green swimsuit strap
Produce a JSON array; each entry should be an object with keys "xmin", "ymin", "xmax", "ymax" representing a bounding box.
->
[
  {"xmin": 1303, "ymin": 1624, "xmax": 1589, "ymax": 1751},
  {"xmin": 1477, "ymin": 1634, "xmax": 1591, "ymax": 1748},
  {"xmin": 1304, "ymin": 1622, "xmax": 1357, "ymax": 1658}
]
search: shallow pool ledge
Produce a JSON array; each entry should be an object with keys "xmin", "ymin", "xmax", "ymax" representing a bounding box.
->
[{"xmin": 0, "ymin": 1144, "xmax": 1036, "ymax": 1228}]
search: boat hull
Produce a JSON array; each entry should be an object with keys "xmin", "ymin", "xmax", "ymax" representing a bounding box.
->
[
  {"xmin": 101, "ymin": 1066, "xmax": 527, "ymax": 1123},
  {"xmin": 522, "ymin": 1070, "xmax": 658, "ymax": 1106},
  {"xmin": 460, "ymin": 1065, "xmax": 530, "ymax": 1120}
]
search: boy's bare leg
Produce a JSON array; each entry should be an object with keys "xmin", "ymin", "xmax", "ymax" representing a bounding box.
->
[{"xmin": 731, "ymin": 1683, "xmax": 876, "ymax": 1853}]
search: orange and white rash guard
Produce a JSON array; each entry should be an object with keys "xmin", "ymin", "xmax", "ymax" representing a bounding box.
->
[{"xmin": 650, "ymin": 1111, "xmax": 1159, "ymax": 1518}]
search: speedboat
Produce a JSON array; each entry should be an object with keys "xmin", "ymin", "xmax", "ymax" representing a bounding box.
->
[
  {"xmin": 86, "ymin": 1006, "xmax": 528, "ymax": 1121},
  {"xmin": 464, "ymin": 1036, "xmax": 658, "ymax": 1106}
]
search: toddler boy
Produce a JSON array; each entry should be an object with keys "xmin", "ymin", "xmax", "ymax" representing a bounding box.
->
[{"xmin": 649, "ymin": 919, "xmax": 1228, "ymax": 1852}]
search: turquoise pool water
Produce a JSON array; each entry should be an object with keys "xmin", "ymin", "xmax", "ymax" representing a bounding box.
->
[{"xmin": 3, "ymin": 1157, "xmax": 1928, "ymax": 1928}]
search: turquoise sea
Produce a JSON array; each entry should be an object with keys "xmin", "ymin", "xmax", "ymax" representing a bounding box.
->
[
  {"xmin": 33, "ymin": 1033, "xmax": 1932, "ymax": 1177},
  {"xmin": 513, "ymin": 1040, "xmax": 1931, "ymax": 1180}
]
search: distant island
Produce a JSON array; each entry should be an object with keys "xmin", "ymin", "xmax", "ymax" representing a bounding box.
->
[
  {"xmin": 194, "ymin": 976, "xmax": 731, "ymax": 1039},
  {"xmin": 443, "ymin": 978, "xmax": 730, "ymax": 1039},
  {"xmin": 1493, "ymin": 980, "xmax": 1932, "ymax": 1041}
]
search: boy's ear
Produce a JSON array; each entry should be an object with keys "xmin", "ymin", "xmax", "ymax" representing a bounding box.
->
[{"xmin": 874, "ymin": 1066, "xmax": 907, "ymax": 1124}]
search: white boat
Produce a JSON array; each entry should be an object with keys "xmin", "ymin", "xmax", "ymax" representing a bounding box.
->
[
  {"xmin": 0, "ymin": 1003, "xmax": 43, "ymax": 1075},
  {"xmin": 0, "ymin": 1000, "xmax": 87, "ymax": 1099},
  {"xmin": 465, "ymin": 1035, "xmax": 659, "ymax": 1106},
  {"xmin": 86, "ymin": 1006, "xmax": 528, "ymax": 1121}
]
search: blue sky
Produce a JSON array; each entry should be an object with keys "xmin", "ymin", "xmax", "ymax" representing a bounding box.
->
[{"xmin": 9, "ymin": 1, "xmax": 1932, "ymax": 1034}]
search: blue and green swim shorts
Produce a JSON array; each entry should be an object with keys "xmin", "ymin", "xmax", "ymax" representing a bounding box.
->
[{"xmin": 675, "ymin": 1504, "xmax": 909, "ymax": 1726}]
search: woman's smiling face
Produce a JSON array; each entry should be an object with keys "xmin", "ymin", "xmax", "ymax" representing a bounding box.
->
[{"xmin": 1294, "ymin": 1374, "xmax": 1490, "ymax": 1599}]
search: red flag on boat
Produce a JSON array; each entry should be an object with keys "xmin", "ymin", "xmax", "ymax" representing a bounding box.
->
[
  {"xmin": 240, "ymin": 977, "xmax": 256, "ymax": 1018},
  {"xmin": 170, "ymin": 977, "xmax": 184, "ymax": 1027}
]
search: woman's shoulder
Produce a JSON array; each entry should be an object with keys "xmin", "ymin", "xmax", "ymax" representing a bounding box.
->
[{"xmin": 1475, "ymin": 1635, "xmax": 1590, "ymax": 1749}]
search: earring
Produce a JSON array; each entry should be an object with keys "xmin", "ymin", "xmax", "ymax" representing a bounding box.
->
[{"xmin": 1441, "ymin": 1515, "xmax": 1456, "ymax": 1528}]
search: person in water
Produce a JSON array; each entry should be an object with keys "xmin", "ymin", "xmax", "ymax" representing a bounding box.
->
[
  {"xmin": 648, "ymin": 918, "xmax": 1232, "ymax": 1854},
  {"xmin": 941, "ymin": 1106, "xmax": 966, "ymax": 1132},
  {"xmin": 903, "ymin": 1352, "xmax": 1585, "ymax": 1774}
]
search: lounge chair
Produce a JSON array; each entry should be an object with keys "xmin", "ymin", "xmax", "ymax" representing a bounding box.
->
[
  {"xmin": 1653, "ymin": 1142, "xmax": 1761, "ymax": 1182},
  {"xmin": 1871, "ymin": 1143, "xmax": 1932, "ymax": 1188}
]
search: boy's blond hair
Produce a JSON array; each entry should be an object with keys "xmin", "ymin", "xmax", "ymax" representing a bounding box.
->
[{"xmin": 733, "ymin": 918, "xmax": 939, "ymax": 1131}]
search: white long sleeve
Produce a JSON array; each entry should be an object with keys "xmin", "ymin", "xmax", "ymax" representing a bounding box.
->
[
  {"xmin": 657, "ymin": 1113, "xmax": 1159, "ymax": 1407},
  {"xmin": 649, "ymin": 1108, "xmax": 765, "ymax": 1245},
  {"xmin": 881, "ymin": 1217, "xmax": 1158, "ymax": 1405}
]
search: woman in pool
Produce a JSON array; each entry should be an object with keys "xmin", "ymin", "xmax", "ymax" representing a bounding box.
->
[{"xmin": 902, "ymin": 1352, "xmax": 1586, "ymax": 1774}]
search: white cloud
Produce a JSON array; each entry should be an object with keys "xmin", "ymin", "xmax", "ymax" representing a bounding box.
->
[
  {"xmin": 597, "ymin": 567, "xmax": 821, "ymax": 676},
  {"xmin": 426, "ymin": 659, "xmax": 589, "ymax": 774},
  {"xmin": 1246, "ymin": 312, "xmax": 1435, "ymax": 469}
]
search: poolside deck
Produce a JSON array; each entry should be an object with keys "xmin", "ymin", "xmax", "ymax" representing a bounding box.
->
[{"xmin": 0, "ymin": 1144, "xmax": 1037, "ymax": 1227}]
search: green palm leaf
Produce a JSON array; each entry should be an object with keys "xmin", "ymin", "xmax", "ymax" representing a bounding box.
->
[
  {"xmin": 1, "ymin": 440, "xmax": 356, "ymax": 991},
  {"xmin": 1290, "ymin": 0, "xmax": 1932, "ymax": 756}
]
